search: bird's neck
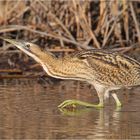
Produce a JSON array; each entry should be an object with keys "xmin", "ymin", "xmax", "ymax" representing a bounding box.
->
[
  {"xmin": 33, "ymin": 51, "xmax": 66, "ymax": 78},
  {"xmin": 34, "ymin": 51, "xmax": 57, "ymax": 66},
  {"xmin": 32, "ymin": 51, "xmax": 68, "ymax": 78},
  {"xmin": 38, "ymin": 52, "xmax": 91, "ymax": 80},
  {"xmin": 33, "ymin": 51, "xmax": 92, "ymax": 80}
]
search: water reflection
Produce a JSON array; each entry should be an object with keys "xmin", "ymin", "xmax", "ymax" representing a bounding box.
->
[{"xmin": 0, "ymin": 78, "xmax": 140, "ymax": 139}]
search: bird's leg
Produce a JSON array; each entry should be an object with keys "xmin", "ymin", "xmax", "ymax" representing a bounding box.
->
[
  {"xmin": 104, "ymin": 91, "xmax": 110, "ymax": 100},
  {"xmin": 58, "ymin": 84, "xmax": 105, "ymax": 108},
  {"xmin": 112, "ymin": 93, "xmax": 122, "ymax": 107}
]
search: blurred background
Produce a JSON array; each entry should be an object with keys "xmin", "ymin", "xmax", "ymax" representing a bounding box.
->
[{"xmin": 0, "ymin": 0, "xmax": 140, "ymax": 78}]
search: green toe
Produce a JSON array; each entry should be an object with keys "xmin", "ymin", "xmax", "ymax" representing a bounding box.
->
[
  {"xmin": 58, "ymin": 99, "xmax": 77, "ymax": 108},
  {"xmin": 116, "ymin": 101, "xmax": 122, "ymax": 107},
  {"xmin": 58, "ymin": 99, "xmax": 104, "ymax": 108}
]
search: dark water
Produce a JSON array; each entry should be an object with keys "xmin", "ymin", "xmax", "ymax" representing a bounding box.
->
[{"xmin": 0, "ymin": 78, "xmax": 140, "ymax": 139}]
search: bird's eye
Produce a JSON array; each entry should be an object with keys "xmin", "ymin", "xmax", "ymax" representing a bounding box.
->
[{"xmin": 26, "ymin": 44, "xmax": 30, "ymax": 48}]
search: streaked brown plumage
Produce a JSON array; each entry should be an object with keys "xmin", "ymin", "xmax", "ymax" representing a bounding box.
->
[
  {"xmin": 2, "ymin": 38, "xmax": 140, "ymax": 108},
  {"xmin": 74, "ymin": 50, "xmax": 140, "ymax": 87}
]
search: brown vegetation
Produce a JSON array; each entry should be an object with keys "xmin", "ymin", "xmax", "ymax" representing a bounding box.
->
[{"xmin": 0, "ymin": 0, "xmax": 140, "ymax": 78}]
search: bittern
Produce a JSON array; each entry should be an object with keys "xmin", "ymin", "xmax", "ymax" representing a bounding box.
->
[{"xmin": 2, "ymin": 38, "xmax": 140, "ymax": 108}]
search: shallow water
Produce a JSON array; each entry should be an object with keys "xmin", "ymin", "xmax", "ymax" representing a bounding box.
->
[{"xmin": 0, "ymin": 78, "xmax": 140, "ymax": 139}]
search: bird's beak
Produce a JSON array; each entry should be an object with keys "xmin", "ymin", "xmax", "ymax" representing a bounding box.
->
[
  {"xmin": 0, "ymin": 37, "xmax": 43, "ymax": 64},
  {"xmin": 0, "ymin": 37, "xmax": 29, "ymax": 51}
]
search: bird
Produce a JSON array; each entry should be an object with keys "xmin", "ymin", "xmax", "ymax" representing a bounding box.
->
[{"xmin": 2, "ymin": 38, "xmax": 140, "ymax": 108}]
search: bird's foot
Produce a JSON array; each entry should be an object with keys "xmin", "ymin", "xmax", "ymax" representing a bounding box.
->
[
  {"xmin": 58, "ymin": 99, "xmax": 104, "ymax": 108},
  {"xmin": 112, "ymin": 93, "xmax": 122, "ymax": 107},
  {"xmin": 116, "ymin": 101, "xmax": 122, "ymax": 107}
]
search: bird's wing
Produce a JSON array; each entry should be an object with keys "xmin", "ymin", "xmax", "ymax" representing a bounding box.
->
[
  {"xmin": 73, "ymin": 49, "xmax": 140, "ymax": 86},
  {"xmin": 74, "ymin": 49, "xmax": 119, "ymax": 69},
  {"xmin": 75, "ymin": 49, "xmax": 140, "ymax": 70}
]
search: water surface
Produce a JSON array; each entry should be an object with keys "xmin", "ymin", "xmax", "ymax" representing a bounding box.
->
[{"xmin": 0, "ymin": 78, "xmax": 140, "ymax": 139}]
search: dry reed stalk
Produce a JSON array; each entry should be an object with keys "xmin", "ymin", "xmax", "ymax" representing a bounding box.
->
[
  {"xmin": 96, "ymin": 0, "xmax": 107, "ymax": 35},
  {"xmin": 72, "ymin": 0, "xmax": 100, "ymax": 48},
  {"xmin": 130, "ymin": 2, "xmax": 140, "ymax": 44},
  {"xmin": 102, "ymin": 4, "xmax": 128, "ymax": 47},
  {"xmin": 110, "ymin": 0, "xmax": 122, "ymax": 40},
  {"xmin": 123, "ymin": 0, "xmax": 129, "ymax": 41},
  {"xmin": 0, "ymin": 73, "xmax": 43, "ymax": 79},
  {"xmin": 111, "ymin": 0, "xmax": 125, "ymax": 47},
  {"xmin": 0, "ymin": 69, "xmax": 22, "ymax": 73}
]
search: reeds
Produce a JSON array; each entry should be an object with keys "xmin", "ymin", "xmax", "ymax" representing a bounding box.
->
[{"xmin": 0, "ymin": 0, "xmax": 140, "ymax": 76}]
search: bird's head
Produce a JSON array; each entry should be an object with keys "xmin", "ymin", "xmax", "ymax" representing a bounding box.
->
[
  {"xmin": 2, "ymin": 38, "xmax": 41, "ymax": 54},
  {"xmin": 1, "ymin": 38, "xmax": 44, "ymax": 64}
]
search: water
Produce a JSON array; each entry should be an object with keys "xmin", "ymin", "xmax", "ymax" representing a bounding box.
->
[{"xmin": 0, "ymin": 78, "xmax": 140, "ymax": 139}]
